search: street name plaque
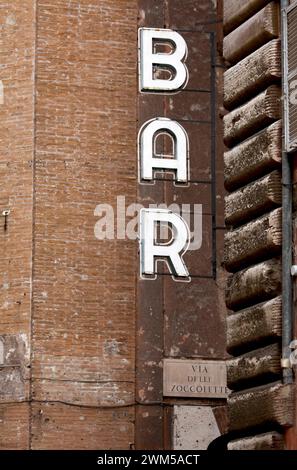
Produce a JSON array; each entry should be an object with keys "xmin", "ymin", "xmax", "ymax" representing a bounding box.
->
[{"xmin": 163, "ymin": 359, "xmax": 229, "ymax": 399}]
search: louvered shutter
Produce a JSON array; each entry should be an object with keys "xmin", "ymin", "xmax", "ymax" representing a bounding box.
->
[{"xmin": 285, "ymin": 1, "xmax": 297, "ymax": 152}]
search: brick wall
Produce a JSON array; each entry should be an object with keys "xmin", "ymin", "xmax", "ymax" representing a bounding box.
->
[
  {"xmin": 0, "ymin": 0, "xmax": 138, "ymax": 450},
  {"xmin": 136, "ymin": 0, "xmax": 227, "ymax": 449}
]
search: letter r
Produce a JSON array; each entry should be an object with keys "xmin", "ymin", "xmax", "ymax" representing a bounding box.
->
[{"xmin": 140, "ymin": 208, "xmax": 190, "ymax": 279}]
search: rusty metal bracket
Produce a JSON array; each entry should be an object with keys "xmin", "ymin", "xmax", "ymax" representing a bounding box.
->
[
  {"xmin": 281, "ymin": 358, "xmax": 292, "ymax": 369},
  {"xmin": 1, "ymin": 209, "xmax": 10, "ymax": 230}
]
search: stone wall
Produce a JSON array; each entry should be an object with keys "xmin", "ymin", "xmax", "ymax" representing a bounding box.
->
[
  {"xmin": 223, "ymin": 0, "xmax": 294, "ymax": 450},
  {"xmin": 0, "ymin": 0, "xmax": 227, "ymax": 450}
]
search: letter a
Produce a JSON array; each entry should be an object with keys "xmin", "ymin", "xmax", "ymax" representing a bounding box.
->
[{"xmin": 138, "ymin": 118, "xmax": 189, "ymax": 183}]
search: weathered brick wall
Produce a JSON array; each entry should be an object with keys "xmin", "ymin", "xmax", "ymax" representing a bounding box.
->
[
  {"xmin": 0, "ymin": 0, "xmax": 35, "ymax": 450},
  {"xmin": 31, "ymin": 0, "xmax": 138, "ymax": 449},
  {"xmin": 1, "ymin": 0, "xmax": 138, "ymax": 450},
  {"xmin": 136, "ymin": 0, "xmax": 227, "ymax": 449}
]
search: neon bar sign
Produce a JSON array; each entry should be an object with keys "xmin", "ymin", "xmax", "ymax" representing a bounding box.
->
[{"xmin": 138, "ymin": 28, "xmax": 196, "ymax": 282}]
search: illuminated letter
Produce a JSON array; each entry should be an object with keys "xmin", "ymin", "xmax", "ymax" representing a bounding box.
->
[
  {"xmin": 139, "ymin": 28, "xmax": 188, "ymax": 92},
  {"xmin": 139, "ymin": 118, "xmax": 189, "ymax": 183},
  {"xmin": 140, "ymin": 208, "xmax": 190, "ymax": 279}
]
